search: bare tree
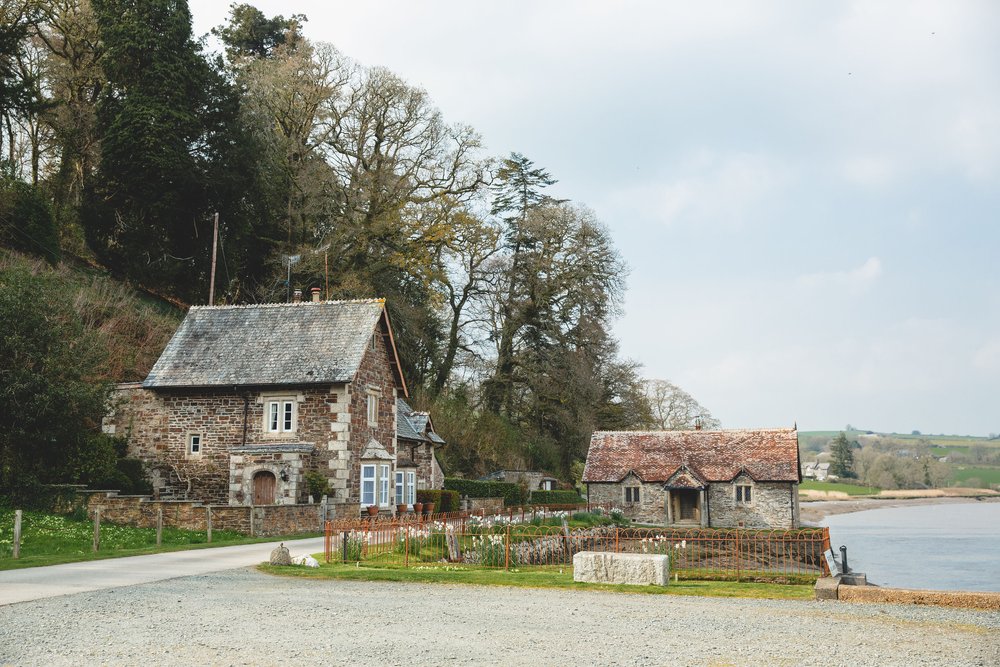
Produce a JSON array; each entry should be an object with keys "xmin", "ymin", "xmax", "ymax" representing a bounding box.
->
[{"xmin": 644, "ymin": 379, "xmax": 721, "ymax": 430}]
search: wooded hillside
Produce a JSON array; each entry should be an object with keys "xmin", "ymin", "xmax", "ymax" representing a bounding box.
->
[{"xmin": 0, "ymin": 1, "xmax": 721, "ymax": 489}]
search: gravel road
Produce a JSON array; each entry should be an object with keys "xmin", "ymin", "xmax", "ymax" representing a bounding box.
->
[{"xmin": 1, "ymin": 568, "xmax": 998, "ymax": 666}]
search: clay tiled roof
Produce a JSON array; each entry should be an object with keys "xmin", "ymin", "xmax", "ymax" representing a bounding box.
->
[
  {"xmin": 582, "ymin": 429, "xmax": 800, "ymax": 484},
  {"xmin": 144, "ymin": 299, "xmax": 406, "ymax": 391}
]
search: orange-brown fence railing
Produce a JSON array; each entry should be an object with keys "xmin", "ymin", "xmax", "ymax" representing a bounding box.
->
[{"xmin": 323, "ymin": 516, "xmax": 828, "ymax": 582}]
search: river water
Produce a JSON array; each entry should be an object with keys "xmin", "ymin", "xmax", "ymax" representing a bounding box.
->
[{"xmin": 821, "ymin": 501, "xmax": 1000, "ymax": 592}]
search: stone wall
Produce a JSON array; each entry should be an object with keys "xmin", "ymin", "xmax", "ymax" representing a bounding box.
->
[
  {"xmin": 707, "ymin": 478, "xmax": 798, "ymax": 529},
  {"xmin": 588, "ymin": 477, "xmax": 799, "ymax": 528},
  {"xmin": 467, "ymin": 497, "xmax": 504, "ymax": 513},
  {"xmin": 587, "ymin": 475, "xmax": 668, "ymax": 524},
  {"xmin": 105, "ymin": 384, "xmax": 341, "ymax": 504},
  {"xmin": 344, "ymin": 322, "xmax": 399, "ymax": 504},
  {"xmin": 73, "ymin": 490, "xmax": 358, "ymax": 536}
]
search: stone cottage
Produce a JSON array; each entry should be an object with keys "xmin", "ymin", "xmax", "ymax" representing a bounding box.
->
[
  {"xmin": 103, "ymin": 296, "xmax": 445, "ymax": 513},
  {"xmin": 582, "ymin": 428, "xmax": 801, "ymax": 528}
]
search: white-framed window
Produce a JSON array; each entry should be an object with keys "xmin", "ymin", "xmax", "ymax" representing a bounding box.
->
[
  {"xmin": 264, "ymin": 398, "xmax": 296, "ymax": 433},
  {"xmin": 187, "ymin": 433, "xmax": 202, "ymax": 456},
  {"xmin": 406, "ymin": 471, "xmax": 416, "ymax": 505},
  {"xmin": 624, "ymin": 486, "xmax": 640, "ymax": 503},
  {"xmin": 361, "ymin": 464, "xmax": 376, "ymax": 506},
  {"xmin": 736, "ymin": 484, "xmax": 753, "ymax": 504},
  {"xmin": 379, "ymin": 464, "xmax": 390, "ymax": 507},
  {"xmin": 395, "ymin": 471, "xmax": 405, "ymax": 505},
  {"xmin": 367, "ymin": 392, "xmax": 379, "ymax": 426},
  {"xmin": 542, "ymin": 480, "xmax": 554, "ymax": 491}
]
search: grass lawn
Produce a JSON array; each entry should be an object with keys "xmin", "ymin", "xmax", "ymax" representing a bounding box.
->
[
  {"xmin": 952, "ymin": 466, "xmax": 1000, "ymax": 487},
  {"xmin": 799, "ymin": 480, "xmax": 879, "ymax": 495},
  {"xmin": 0, "ymin": 508, "xmax": 319, "ymax": 570},
  {"xmin": 258, "ymin": 561, "xmax": 814, "ymax": 600}
]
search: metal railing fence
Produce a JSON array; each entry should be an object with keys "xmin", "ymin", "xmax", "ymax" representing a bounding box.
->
[{"xmin": 323, "ymin": 516, "xmax": 829, "ymax": 582}]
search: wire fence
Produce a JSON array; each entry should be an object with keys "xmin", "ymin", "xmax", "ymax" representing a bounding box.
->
[{"xmin": 324, "ymin": 512, "xmax": 829, "ymax": 582}]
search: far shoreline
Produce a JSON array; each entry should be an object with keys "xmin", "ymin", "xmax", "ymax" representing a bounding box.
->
[{"xmin": 800, "ymin": 494, "xmax": 1000, "ymax": 525}]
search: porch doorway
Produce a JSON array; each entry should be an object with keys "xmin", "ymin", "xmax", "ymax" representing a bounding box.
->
[
  {"xmin": 253, "ymin": 471, "xmax": 276, "ymax": 505},
  {"xmin": 671, "ymin": 489, "xmax": 700, "ymax": 524}
]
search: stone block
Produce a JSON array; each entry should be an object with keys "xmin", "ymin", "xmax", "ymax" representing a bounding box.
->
[
  {"xmin": 814, "ymin": 575, "xmax": 841, "ymax": 600},
  {"xmin": 572, "ymin": 551, "xmax": 669, "ymax": 586}
]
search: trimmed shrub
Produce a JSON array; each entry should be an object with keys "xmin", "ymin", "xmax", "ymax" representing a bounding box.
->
[
  {"xmin": 437, "ymin": 489, "xmax": 460, "ymax": 513},
  {"xmin": 444, "ymin": 478, "xmax": 527, "ymax": 506},
  {"xmin": 529, "ymin": 490, "xmax": 585, "ymax": 505},
  {"xmin": 415, "ymin": 489, "xmax": 441, "ymax": 508}
]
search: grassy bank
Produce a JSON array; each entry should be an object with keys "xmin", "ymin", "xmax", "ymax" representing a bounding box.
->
[
  {"xmin": 799, "ymin": 480, "xmax": 879, "ymax": 495},
  {"xmin": 259, "ymin": 562, "xmax": 814, "ymax": 600},
  {"xmin": 0, "ymin": 508, "xmax": 317, "ymax": 570}
]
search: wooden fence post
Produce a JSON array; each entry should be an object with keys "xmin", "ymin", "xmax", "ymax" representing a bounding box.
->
[
  {"xmin": 156, "ymin": 508, "xmax": 163, "ymax": 546},
  {"xmin": 92, "ymin": 508, "xmax": 101, "ymax": 552},
  {"xmin": 13, "ymin": 509, "xmax": 22, "ymax": 559},
  {"xmin": 206, "ymin": 507, "xmax": 213, "ymax": 543}
]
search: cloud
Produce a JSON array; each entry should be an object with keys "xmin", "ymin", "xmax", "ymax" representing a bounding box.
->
[
  {"xmin": 842, "ymin": 156, "xmax": 897, "ymax": 188},
  {"xmin": 796, "ymin": 257, "xmax": 882, "ymax": 290},
  {"xmin": 606, "ymin": 151, "xmax": 791, "ymax": 228},
  {"xmin": 973, "ymin": 339, "xmax": 1000, "ymax": 372}
]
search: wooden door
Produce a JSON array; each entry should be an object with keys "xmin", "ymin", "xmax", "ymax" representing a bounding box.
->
[
  {"xmin": 253, "ymin": 471, "xmax": 276, "ymax": 505},
  {"xmin": 678, "ymin": 490, "xmax": 698, "ymax": 521}
]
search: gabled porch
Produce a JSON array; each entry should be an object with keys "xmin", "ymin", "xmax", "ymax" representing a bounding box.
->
[{"xmin": 663, "ymin": 466, "xmax": 709, "ymax": 528}]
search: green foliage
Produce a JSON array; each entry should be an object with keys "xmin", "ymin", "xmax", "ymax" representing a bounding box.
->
[
  {"xmin": 0, "ymin": 262, "xmax": 110, "ymax": 502},
  {"xmin": 0, "ymin": 176, "xmax": 60, "ymax": 264},
  {"xmin": 799, "ymin": 480, "xmax": 878, "ymax": 495},
  {"xmin": 444, "ymin": 478, "xmax": 527, "ymax": 506},
  {"xmin": 529, "ymin": 490, "xmax": 584, "ymax": 505},
  {"xmin": 415, "ymin": 489, "xmax": 440, "ymax": 508},
  {"xmin": 304, "ymin": 470, "xmax": 331, "ymax": 499},
  {"xmin": 212, "ymin": 4, "xmax": 306, "ymax": 60},
  {"xmin": 438, "ymin": 489, "xmax": 460, "ymax": 513}
]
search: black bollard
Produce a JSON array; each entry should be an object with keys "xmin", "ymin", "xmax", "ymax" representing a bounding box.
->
[{"xmin": 840, "ymin": 545, "xmax": 850, "ymax": 573}]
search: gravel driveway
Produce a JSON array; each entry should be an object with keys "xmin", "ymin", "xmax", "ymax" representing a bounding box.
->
[{"xmin": 1, "ymin": 568, "xmax": 997, "ymax": 666}]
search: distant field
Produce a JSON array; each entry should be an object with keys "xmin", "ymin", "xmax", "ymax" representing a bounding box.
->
[
  {"xmin": 952, "ymin": 467, "xmax": 1000, "ymax": 487},
  {"xmin": 799, "ymin": 431, "xmax": 1000, "ymax": 450},
  {"xmin": 799, "ymin": 480, "xmax": 879, "ymax": 495}
]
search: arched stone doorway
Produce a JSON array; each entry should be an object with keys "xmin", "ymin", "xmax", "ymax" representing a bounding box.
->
[{"xmin": 253, "ymin": 471, "xmax": 276, "ymax": 505}]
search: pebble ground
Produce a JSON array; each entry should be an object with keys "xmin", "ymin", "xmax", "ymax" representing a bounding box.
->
[{"xmin": 1, "ymin": 568, "xmax": 998, "ymax": 666}]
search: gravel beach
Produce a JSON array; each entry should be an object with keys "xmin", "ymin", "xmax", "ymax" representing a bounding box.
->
[{"xmin": 1, "ymin": 568, "xmax": 998, "ymax": 666}]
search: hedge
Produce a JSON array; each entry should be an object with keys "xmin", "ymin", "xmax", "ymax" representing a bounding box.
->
[
  {"xmin": 529, "ymin": 490, "xmax": 585, "ymax": 505},
  {"xmin": 444, "ymin": 478, "xmax": 528, "ymax": 506},
  {"xmin": 414, "ymin": 489, "xmax": 461, "ymax": 513}
]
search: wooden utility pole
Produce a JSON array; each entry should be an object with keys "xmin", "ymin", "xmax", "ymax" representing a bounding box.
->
[
  {"xmin": 208, "ymin": 212, "xmax": 219, "ymax": 305},
  {"xmin": 156, "ymin": 508, "xmax": 163, "ymax": 546}
]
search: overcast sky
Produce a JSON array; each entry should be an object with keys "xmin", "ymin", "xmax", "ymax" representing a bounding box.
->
[{"xmin": 190, "ymin": 1, "xmax": 999, "ymax": 436}]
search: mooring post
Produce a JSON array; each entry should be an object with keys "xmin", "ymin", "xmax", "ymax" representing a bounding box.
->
[
  {"xmin": 840, "ymin": 545, "xmax": 850, "ymax": 574},
  {"xmin": 206, "ymin": 507, "xmax": 213, "ymax": 543},
  {"xmin": 92, "ymin": 507, "xmax": 101, "ymax": 552},
  {"xmin": 13, "ymin": 509, "xmax": 22, "ymax": 559},
  {"xmin": 156, "ymin": 508, "xmax": 163, "ymax": 546}
]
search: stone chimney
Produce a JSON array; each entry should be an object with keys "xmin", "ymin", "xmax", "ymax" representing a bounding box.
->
[
  {"xmin": 694, "ymin": 415, "xmax": 703, "ymax": 430},
  {"xmin": 292, "ymin": 289, "xmax": 302, "ymax": 303},
  {"xmin": 310, "ymin": 287, "xmax": 321, "ymax": 302}
]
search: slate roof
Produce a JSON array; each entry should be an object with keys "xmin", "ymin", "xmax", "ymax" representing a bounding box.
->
[
  {"xmin": 582, "ymin": 429, "xmax": 800, "ymax": 484},
  {"xmin": 144, "ymin": 299, "xmax": 404, "ymax": 390},
  {"xmin": 396, "ymin": 398, "xmax": 445, "ymax": 447}
]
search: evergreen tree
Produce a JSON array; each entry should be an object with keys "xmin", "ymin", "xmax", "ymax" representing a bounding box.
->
[{"xmin": 830, "ymin": 431, "xmax": 856, "ymax": 478}]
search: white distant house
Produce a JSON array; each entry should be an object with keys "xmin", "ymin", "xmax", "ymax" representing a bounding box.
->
[{"xmin": 802, "ymin": 462, "xmax": 831, "ymax": 481}]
